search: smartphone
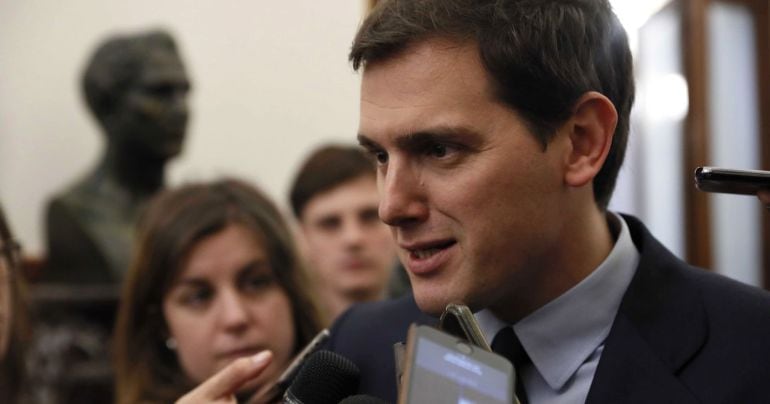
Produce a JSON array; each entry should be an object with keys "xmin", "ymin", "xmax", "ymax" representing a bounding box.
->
[
  {"xmin": 695, "ymin": 166, "xmax": 770, "ymax": 195},
  {"xmin": 398, "ymin": 324, "xmax": 514, "ymax": 404},
  {"xmin": 439, "ymin": 303, "xmax": 491, "ymax": 351},
  {"xmin": 249, "ymin": 329, "xmax": 330, "ymax": 404}
]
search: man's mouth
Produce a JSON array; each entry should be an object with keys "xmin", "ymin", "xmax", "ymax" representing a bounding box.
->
[{"xmin": 406, "ymin": 240, "xmax": 457, "ymax": 260}]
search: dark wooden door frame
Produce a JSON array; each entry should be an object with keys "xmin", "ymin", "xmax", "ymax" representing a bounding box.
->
[
  {"xmin": 681, "ymin": 0, "xmax": 714, "ymax": 270},
  {"xmin": 680, "ymin": 0, "xmax": 769, "ymax": 286},
  {"xmin": 699, "ymin": 0, "xmax": 769, "ymax": 286}
]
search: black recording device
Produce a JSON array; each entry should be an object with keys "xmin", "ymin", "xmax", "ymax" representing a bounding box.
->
[
  {"xmin": 695, "ymin": 166, "xmax": 770, "ymax": 195},
  {"xmin": 282, "ymin": 350, "xmax": 360, "ymax": 404},
  {"xmin": 439, "ymin": 303, "xmax": 491, "ymax": 351},
  {"xmin": 248, "ymin": 329, "xmax": 329, "ymax": 404},
  {"xmin": 398, "ymin": 324, "xmax": 514, "ymax": 404},
  {"xmin": 338, "ymin": 395, "xmax": 390, "ymax": 404}
]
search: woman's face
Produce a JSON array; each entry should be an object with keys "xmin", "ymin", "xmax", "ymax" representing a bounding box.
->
[{"xmin": 162, "ymin": 223, "xmax": 296, "ymax": 392}]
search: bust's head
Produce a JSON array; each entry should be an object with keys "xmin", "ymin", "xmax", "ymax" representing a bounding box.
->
[{"xmin": 82, "ymin": 29, "xmax": 191, "ymax": 161}]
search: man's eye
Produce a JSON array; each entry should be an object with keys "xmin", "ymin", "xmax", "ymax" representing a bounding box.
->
[
  {"xmin": 429, "ymin": 143, "xmax": 448, "ymax": 158},
  {"xmin": 373, "ymin": 151, "xmax": 388, "ymax": 164},
  {"xmin": 360, "ymin": 208, "xmax": 380, "ymax": 224},
  {"xmin": 317, "ymin": 216, "xmax": 341, "ymax": 231}
]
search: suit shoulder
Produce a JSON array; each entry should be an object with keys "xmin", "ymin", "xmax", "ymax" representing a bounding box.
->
[
  {"xmin": 330, "ymin": 295, "xmax": 432, "ymax": 337},
  {"xmin": 684, "ymin": 265, "xmax": 770, "ymax": 324},
  {"xmin": 326, "ymin": 295, "xmax": 434, "ymax": 356},
  {"xmin": 325, "ymin": 295, "xmax": 435, "ymax": 401}
]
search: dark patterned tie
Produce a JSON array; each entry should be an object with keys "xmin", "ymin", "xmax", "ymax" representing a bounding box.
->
[{"xmin": 491, "ymin": 326, "xmax": 531, "ymax": 404}]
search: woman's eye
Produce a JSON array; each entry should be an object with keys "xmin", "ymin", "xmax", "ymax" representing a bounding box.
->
[
  {"xmin": 242, "ymin": 275, "xmax": 273, "ymax": 292},
  {"xmin": 181, "ymin": 288, "xmax": 212, "ymax": 308}
]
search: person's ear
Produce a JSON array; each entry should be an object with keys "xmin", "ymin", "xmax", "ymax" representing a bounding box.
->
[{"xmin": 563, "ymin": 91, "xmax": 618, "ymax": 187}]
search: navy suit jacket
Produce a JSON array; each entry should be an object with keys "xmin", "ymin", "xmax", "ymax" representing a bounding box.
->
[{"xmin": 326, "ymin": 215, "xmax": 770, "ymax": 403}]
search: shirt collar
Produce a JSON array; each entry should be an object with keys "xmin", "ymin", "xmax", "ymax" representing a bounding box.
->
[{"xmin": 476, "ymin": 212, "xmax": 640, "ymax": 390}]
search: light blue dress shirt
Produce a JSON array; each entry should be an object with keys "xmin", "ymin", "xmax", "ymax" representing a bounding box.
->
[{"xmin": 476, "ymin": 213, "xmax": 640, "ymax": 404}]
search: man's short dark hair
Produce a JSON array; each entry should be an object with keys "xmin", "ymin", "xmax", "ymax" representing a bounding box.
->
[
  {"xmin": 290, "ymin": 144, "xmax": 376, "ymax": 219},
  {"xmin": 350, "ymin": 0, "xmax": 635, "ymax": 209},
  {"xmin": 82, "ymin": 29, "xmax": 179, "ymax": 124}
]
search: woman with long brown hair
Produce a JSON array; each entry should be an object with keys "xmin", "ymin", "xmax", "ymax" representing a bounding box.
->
[
  {"xmin": 114, "ymin": 178, "xmax": 323, "ymax": 403},
  {"xmin": 0, "ymin": 203, "xmax": 31, "ymax": 404}
]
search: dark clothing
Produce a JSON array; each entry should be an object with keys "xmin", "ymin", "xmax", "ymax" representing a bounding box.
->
[
  {"xmin": 327, "ymin": 295, "xmax": 434, "ymax": 401},
  {"xmin": 327, "ymin": 215, "xmax": 770, "ymax": 403}
]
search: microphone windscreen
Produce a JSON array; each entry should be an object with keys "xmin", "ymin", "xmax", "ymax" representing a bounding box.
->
[
  {"xmin": 285, "ymin": 350, "xmax": 360, "ymax": 404},
  {"xmin": 338, "ymin": 394, "xmax": 390, "ymax": 404}
]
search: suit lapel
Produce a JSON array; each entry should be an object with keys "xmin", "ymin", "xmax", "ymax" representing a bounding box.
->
[
  {"xmin": 587, "ymin": 314, "xmax": 698, "ymax": 403},
  {"xmin": 587, "ymin": 216, "xmax": 707, "ymax": 403}
]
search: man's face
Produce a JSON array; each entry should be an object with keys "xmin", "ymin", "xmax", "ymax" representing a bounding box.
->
[
  {"xmin": 110, "ymin": 48, "xmax": 190, "ymax": 160},
  {"xmin": 358, "ymin": 39, "xmax": 570, "ymax": 317},
  {"xmin": 300, "ymin": 175, "xmax": 396, "ymax": 301}
]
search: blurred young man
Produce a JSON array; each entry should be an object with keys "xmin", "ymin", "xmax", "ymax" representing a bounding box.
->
[
  {"xmin": 324, "ymin": 1, "xmax": 770, "ymax": 403},
  {"xmin": 290, "ymin": 144, "xmax": 398, "ymax": 321}
]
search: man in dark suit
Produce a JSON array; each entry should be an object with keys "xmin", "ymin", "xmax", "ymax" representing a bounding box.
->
[{"xmin": 326, "ymin": 0, "xmax": 770, "ymax": 402}]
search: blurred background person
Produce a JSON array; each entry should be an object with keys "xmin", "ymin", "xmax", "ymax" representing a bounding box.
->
[
  {"xmin": 289, "ymin": 144, "xmax": 404, "ymax": 322},
  {"xmin": 0, "ymin": 203, "xmax": 31, "ymax": 404},
  {"xmin": 114, "ymin": 178, "xmax": 322, "ymax": 404},
  {"xmin": 44, "ymin": 29, "xmax": 191, "ymax": 284}
]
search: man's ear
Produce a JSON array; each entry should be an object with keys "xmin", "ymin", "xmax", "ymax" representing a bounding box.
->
[{"xmin": 563, "ymin": 91, "xmax": 618, "ymax": 187}]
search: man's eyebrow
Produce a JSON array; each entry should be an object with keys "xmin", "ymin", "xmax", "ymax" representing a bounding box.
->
[
  {"xmin": 357, "ymin": 134, "xmax": 379, "ymax": 150},
  {"xmin": 358, "ymin": 125, "xmax": 481, "ymax": 151},
  {"xmin": 396, "ymin": 126, "xmax": 481, "ymax": 150}
]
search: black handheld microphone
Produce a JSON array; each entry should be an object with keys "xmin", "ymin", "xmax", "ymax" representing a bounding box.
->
[
  {"xmin": 283, "ymin": 350, "xmax": 360, "ymax": 404},
  {"xmin": 338, "ymin": 395, "xmax": 390, "ymax": 404}
]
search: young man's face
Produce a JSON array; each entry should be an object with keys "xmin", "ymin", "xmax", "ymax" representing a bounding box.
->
[
  {"xmin": 358, "ymin": 38, "xmax": 571, "ymax": 317},
  {"xmin": 300, "ymin": 175, "xmax": 396, "ymax": 301}
]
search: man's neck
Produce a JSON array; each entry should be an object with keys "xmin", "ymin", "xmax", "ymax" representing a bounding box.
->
[{"xmin": 491, "ymin": 205, "xmax": 615, "ymax": 324}]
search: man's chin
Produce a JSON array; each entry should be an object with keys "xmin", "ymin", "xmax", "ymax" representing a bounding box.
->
[{"xmin": 413, "ymin": 291, "xmax": 454, "ymax": 317}]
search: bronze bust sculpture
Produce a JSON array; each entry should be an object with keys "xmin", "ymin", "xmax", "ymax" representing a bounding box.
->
[{"xmin": 44, "ymin": 30, "xmax": 191, "ymax": 283}]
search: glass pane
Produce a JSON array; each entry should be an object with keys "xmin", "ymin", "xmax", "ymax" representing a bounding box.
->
[
  {"xmin": 611, "ymin": 3, "xmax": 686, "ymax": 259},
  {"xmin": 707, "ymin": 1, "xmax": 762, "ymax": 285}
]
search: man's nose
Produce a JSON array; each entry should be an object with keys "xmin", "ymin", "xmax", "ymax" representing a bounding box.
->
[
  {"xmin": 341, "ymin": 220, "xmax": 366, "ymax": 246},
  {"xmin": 378, "ymin": 158, "xmax": 428, "ymax": 228}
]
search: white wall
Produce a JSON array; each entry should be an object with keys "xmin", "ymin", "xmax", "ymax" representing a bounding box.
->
[{"xmin": 0, "ymin": 1, "xmax": 367, "ymax": 255}]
